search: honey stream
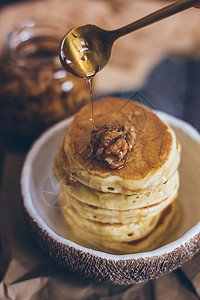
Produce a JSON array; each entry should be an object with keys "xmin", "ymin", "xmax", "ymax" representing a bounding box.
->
[{"xmin": 86, "ymin": 77, "xmax": 95, "ymax": 130}]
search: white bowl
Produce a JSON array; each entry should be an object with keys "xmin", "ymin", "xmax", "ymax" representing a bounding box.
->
[{"xmin": 21, "ymin": 112, "xmax": 200, "ymax": 284}]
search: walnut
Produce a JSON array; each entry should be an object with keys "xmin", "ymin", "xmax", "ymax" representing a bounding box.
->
[{"xmin": 86, "ymin": 125, "xmax": 136, "ymax": 169}]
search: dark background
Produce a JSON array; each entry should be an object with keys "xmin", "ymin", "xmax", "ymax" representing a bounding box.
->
[{"xmin": 101, "ymin": 57, "xmax": 200, "ymax": 132}]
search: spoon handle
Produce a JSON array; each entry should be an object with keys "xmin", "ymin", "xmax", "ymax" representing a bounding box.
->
[{"xmin": 111, "ymin": 0, "xmax": 199, "ymax": 39}]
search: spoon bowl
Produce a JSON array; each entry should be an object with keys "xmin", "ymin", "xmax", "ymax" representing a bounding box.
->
[{"xmin": 60, "ymin": 24, "xmax": 113, "ymax": 78}]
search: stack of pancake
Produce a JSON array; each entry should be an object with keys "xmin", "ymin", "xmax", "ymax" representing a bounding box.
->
[{"xmin": 53, "ymin": 97, "xmax": 181, "ymax": 254}]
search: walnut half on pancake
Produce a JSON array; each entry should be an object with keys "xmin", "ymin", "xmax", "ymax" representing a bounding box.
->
[
  {"xmin": 53, "ymin": 97, "xmax": 181, "ymax": 254},
  {"xmin": 86, "ymin": 124, "xmax": 136, "ymax": 169}
]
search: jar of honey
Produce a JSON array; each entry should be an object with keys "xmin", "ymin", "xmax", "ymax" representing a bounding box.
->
[{"xmin": 0, "ymin": 20, "xmax": 90, "ymax": 138}]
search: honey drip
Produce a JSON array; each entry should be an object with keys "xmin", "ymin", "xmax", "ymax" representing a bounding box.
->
[{"xmin": 86, "ymin": 77, "xmax": 95, "ymax": 130}]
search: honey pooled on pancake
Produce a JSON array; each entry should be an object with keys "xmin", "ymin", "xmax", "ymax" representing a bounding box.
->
[{"xmin": 53, "ymin": 97, "xmax": 181, "ymax": 254}]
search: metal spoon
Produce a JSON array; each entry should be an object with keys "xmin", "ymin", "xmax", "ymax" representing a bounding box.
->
[{"xmin": 60, "ymin": 0, "xmax": 199, "ymax": 79}]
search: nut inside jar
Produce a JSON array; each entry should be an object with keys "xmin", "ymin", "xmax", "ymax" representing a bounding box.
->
[{"xmin": 0, "ymin": 20, "xmax": 90, "ymax": 137}]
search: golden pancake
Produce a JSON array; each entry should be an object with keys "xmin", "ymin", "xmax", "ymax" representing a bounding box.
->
[
  {"xmin": 61, "ymin": 202, "xmax": 160, "ymax": 242},
  {"xmin": 61, "ymin": 187, "xmax": 178, "ymax": 224},
  {"xmin": 54, "ymin": 142, "xmax": 179, "ymax": 209},
  {"xmin": 62, "ymin": 202, "xmax": 181, "ymax": 254},
  {"xmin": 64, "ymin": 97, "xmax": 181, "ymax": 193}
]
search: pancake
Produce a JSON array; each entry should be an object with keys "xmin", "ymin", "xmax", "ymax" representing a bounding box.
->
[
  {"xmin": 53, "ymin": 97, "xmax": 181, "ymax": 254},
  {"xmin": 64, "ymin": 97, "xmax": 181, "ymax": 193},
  {"xmin": 54, "ymin": 141, "xmax": 179, "ymax": 209},
  {"xmin": 59, "ymin": 182, "xmax": 178, "ymax": 224},
  {"xmin": 60, "ymin": 189, "xmax": 178, "ymax": 241},
  {"xmin": 61, "ymin": 201, "xmax": 182, "ymax": 254}
]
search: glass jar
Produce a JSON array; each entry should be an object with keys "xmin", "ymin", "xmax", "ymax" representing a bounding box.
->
[{"xmin": 0, "ymin": 20, "xmax": 90, "ymax": 138}]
